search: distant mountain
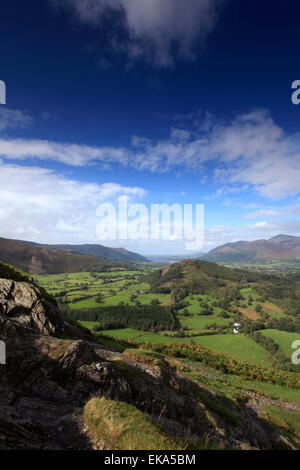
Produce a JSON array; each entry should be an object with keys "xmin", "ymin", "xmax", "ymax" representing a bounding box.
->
[
  {"xmin": 0, "ymin": 237, "xmax": 141, "ymax": 274},
  {"xmin": 19, "ymin": 241, "xmax": 148, "ymax": 263},
  {"xmin": 203, "ymin": 235, "xmax": 300, "ymax": 264}
]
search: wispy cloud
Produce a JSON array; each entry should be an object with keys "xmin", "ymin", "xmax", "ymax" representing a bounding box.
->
[
  {"xmin": 245, "ymin": 204, "xmax": 300, "ymax": 219},
  {"xmin": 0, "ymin": 108, "xmax": 33, "ymax": 131},
  {"xmin": 54, "ymin": 0, "xmax": 225, "ymax": 66},
  {"xmin": 244, "ymin": 209, "xmax": 285, "ymax": 219},
  {"xmin": 0, "ymin": 137, "xmax": 130, "ymax": 167}
]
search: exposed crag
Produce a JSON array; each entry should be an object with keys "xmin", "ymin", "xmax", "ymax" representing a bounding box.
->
[{"xmin": 0, "ymin": 278, "xmax": 64, "ymax": 335}]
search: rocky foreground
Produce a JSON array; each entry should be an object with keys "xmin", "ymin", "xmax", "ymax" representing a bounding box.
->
[{"xmin": 0, "ymin": 275, "xmax": 298, "ymax": 450}]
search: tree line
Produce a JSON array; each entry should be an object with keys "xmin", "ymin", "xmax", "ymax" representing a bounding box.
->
[{"xmin": 67, "ymin": 303, "xmax": 178, "ymax": 331}]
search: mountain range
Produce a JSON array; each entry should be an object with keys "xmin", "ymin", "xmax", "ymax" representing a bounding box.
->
[
  {"xmin": 1, "ymin": 234, "xmax": 300, "ymax": 274},
  {"xmin": 0, "ymin": 237, "xmax": 147, "ymax": 274},
  {"xmin": 17, "ymin": 240, "xmax": 147, "ymax": 263},
  {"xmin": 203, "ymin": 235, "xmax": 300, "ymax": 264}
]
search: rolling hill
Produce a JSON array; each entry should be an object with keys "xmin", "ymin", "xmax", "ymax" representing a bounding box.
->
[
  {"xmin": 0, "ymin": 237, "xmax": 134, "ymax": 274},
  {"xmin": 146, "ymin": 258, "xmax": 269, "ymax": 295},
  {"xmin": 203, "ymin": 235, "xmax": 300, "ymax": 264}
]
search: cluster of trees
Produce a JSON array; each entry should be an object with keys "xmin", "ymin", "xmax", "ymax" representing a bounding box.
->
[
  {"xmin": 54, "ymin": 290, "xmax": 68, "ymax": 298},
  {"xmin": 216, "ymin": 286, "xmax": 242, "ymax": 306},
  {"xmin": 171, "ymin": 286, "xmax": 188, "ymax": 303},
  {"xmin": 59, "ymin": 293, "xmax": 94, "ymax": 305},
  {"xmin": 241, "ymin": 317, "xmax": 300, "ymax": 335},
  {"xmin": 241, "ymin": 320, "xmax": 266, "ymax": 335},
  {"xmin": 219, "ymin": 310, "xmax": 230, "ymax": 318},
  {"xmin": 146, "ymin": 265, "xmax": 184, "ymax": 293},
  {"xmin": 192, "ymin": 260, "xmax": 269, "ymax": 282},
  {"xmin": 250, "ymin": 331, "xmax": 299, "ymax": 372},
  {"xmin": 266, "ymin": 317, "xmax": 300, "ymax": 334},
  {"xmin": 251, "ymin": 331, "xmax": 279, "ymax": 354},
  {"xmin": 198, "ymin": 301, "xmax": 213, "ymax": 316},
  {"xmin": 67, "ymin": 303, "xmax": 177, "ymax": 331},
  {"xmin": 255, "ymin": 278, "xmax": 300, "ymax": 317}
]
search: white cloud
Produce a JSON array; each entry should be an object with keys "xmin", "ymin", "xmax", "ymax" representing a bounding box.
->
[
  {"xmin": 1, "ymin": 108, "xmax": 300, "ymax": 200},
  {"xmin": 55, "ymin": 0, "xmax": 224, "ymax": 66},
  {"xmin": 131, "ymin": 109, "xmax": 300, "ymax": 198},
  {"xmin": 0, "ymin": 159, "xmax": 299, "ymax": 253},
  {"xmin": 0, "ymin": 161, "xmax": 145, "ymax": 244},
  {"xmin": 207, "ymin": 110, "xmax": 300, "ymax": 199}
]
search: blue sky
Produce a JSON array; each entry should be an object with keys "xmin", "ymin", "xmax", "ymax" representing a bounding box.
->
[{"xmin": 0, "ymin": 0, "xmax": 300, "ymax": 254}]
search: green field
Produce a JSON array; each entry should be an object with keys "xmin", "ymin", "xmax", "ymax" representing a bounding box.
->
[
  {"xmin": 185, "ymin": 333, "xmax": 271, "ymax": 366},
  {"xmin": 35, "ymin": 270, "xmax": 172, "ymax": 310},
  {"xmin": 261, "ymin": 329, "xmax": 300, "ymax": 358},
  {"xmin": 178, "ymin": 294, "xmax": 233, "ymax": 332},
  {"xmin": 93, "ymin": 327, "xmax": 190, "ymax": 344},
  {"xmin": 80, "ymin": 321, "xmax": 271, "ymax": 366},
  {"xmin": 179, "ymin": 315, "xmax": 230, "ymax": 330}
]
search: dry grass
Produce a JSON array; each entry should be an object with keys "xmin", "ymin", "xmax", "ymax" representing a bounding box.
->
[
  {"xmin": 239, "ymin": 307, "xmax": 261, "ymax": 321},
  {"xmin": 83, "ymin": 397, "xmax": 225, "ymax": 450},
  {"xmin": 83, "ymin": 397, "xmax": 184, "ymax": 450}
]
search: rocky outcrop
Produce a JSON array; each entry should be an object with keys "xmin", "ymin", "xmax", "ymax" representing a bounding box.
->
[
  {"xmin": 0, "ymin": 278, "xmax": 63, "ymax": 335},
  {"xmin": 0, "ymin": 314, "xmax": 133, "ymax": 449}
]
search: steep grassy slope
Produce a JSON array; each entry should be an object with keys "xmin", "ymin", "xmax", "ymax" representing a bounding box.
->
[
  {"xmin": 82, "ymin": 347, "xmax": 300, "ymax": 450},
  {"xmin": 84, "ymin": 398, "xmax": 186, "ymax": 450}
]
